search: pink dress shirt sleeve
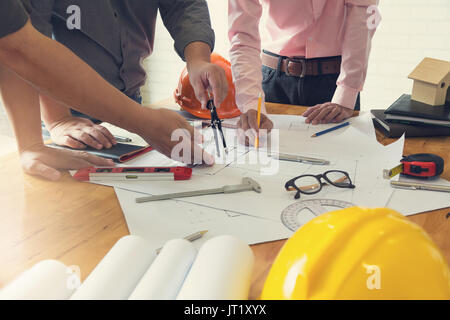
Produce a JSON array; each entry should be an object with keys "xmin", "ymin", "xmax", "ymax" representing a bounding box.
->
[
  {"xmin": 332, "ymin": 0, "xmax": 380, "ymax": 110},
  {"xmin": 228, "ymin": 0, "xmax": 267, "ymax": 114},
  {"xmin": 229, "ymin": 0, "xmax": 380, "ymax": 112}
]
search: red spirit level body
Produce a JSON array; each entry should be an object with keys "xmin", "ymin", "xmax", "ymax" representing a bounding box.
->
[{"xmin": 73, "ymin": 166, "xmax": 192, "ymax": 182}]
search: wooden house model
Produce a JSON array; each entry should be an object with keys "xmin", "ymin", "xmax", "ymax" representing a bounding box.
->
[{"xmin": 408, "ymin": 57, "xmax": 450, "ymax": 106}]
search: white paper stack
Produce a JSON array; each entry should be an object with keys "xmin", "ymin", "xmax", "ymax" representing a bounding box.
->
[
  {"xmin": 129, "ymin": 239, "xmax": 197, "ymax": 300},
  {"xmin": 70, "ymin": 235, "xmax": 156, "ymax": 300},
  {"xmin": 1, "ymin": 235, "xmax": 254, "ymax": 300},
  {"xmin": 176, "ymin": 235, "xmax": 254, "ymax": 300},
  {"xmin": 0, "ymin": 260, "xmax": 78, "ymax": 300}
]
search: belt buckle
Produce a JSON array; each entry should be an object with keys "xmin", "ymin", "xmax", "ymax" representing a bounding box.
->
[{"xmin": 285, "ymin": 57, "xmax": 306, "ymax": 78}]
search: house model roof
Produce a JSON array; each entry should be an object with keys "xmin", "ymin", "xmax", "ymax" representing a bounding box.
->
[{"xmin": 408, "ymin": 57, "xmax": 450, "ymax": 85}]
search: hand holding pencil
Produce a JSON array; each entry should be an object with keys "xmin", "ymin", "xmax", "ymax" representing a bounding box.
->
[
  {"xmin": 255, "ymin": 92, "xmax": 262, "ymax": 148},
  {"xmin": 236, "ymin": 92, "xmax": 273, "ymax": 147}
]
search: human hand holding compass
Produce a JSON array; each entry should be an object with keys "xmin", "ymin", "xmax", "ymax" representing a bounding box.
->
[{"xmin": 206, "ymin": 92, "xmax": 228, "ymax": 157}]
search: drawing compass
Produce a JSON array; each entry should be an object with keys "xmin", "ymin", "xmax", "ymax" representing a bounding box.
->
[
  {"xmin": 206, "ymin": 93, "xmax": 228, "ymax": 157},
  {"xmin": 281, "ymin": 199, "xmax": 355, "ymax": 231}
]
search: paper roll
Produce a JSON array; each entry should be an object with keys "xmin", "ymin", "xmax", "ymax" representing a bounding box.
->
[
  {"xmin": 176, "ymin": 235, "xmax": 254, "ymax": 300},
  {"xmin": 70, "ymin": 235, "xmax": 156, "ymax": 300},
  {"xmin": 129, "ymin": 239, "xmax": 197, "ymax": 300},
  {"xmin": 0, "ymin": 260, "xmax": 78, "ymax": 300}
]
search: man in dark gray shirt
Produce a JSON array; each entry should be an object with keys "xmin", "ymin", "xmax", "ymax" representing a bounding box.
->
[
  {"xmin": 0, "ymin": 0, "xmax": 29, "ymax": 38},
  {"xmin": 20, "ymin": 0, "xmax": 226, "ymax": 150},
  {"xmin": 0, "ymin": 0, "xmax": 216, "ymax": 180}
]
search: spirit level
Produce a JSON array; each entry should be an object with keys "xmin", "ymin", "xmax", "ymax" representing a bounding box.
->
[{"xmin": 73, "ymin": 166, "xmax": 192, "ymax": 182}]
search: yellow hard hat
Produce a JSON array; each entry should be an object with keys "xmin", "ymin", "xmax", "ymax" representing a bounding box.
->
[{"xmin": 261, "ymin": 207, "xmax": 450, "ymax": 300}]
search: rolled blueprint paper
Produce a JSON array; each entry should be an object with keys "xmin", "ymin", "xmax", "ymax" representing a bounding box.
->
[
  {"xmin": 0, "ymin": 260, "xmax": 78, "ymax": 300},
  {"xmin": 176, "ymin": 235, "xmax": 254, "ymax": 300},
  {"xmin": 70, "ymin": 235, "xmax": 156, "ymax": 300},
  {"xmin": 129, "ymin": 239, "xmax": 197, "ymax": 300}
]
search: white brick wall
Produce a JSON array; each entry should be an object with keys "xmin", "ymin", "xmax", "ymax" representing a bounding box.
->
[
  {"xmin": 143, "ymin": 0, "xmax": 450, "ymax": 110},
  {"xmin": 363, "ymin": 0, "xmax": 450, "ymax": 109},
  {"xmin": 142, "ymin": 0, "xmax": 229, "ymax": 105}
]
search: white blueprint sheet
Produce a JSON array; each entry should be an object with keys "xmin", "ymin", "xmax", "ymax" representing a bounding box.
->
[
  {"xmin": 114, "ymin": 187, "xmax": 292, "ymax": 246},
  {"xmin": 386, "ymin": 175, "xmax": 450, "ymax": 215},
  {"xmin": 103, "ymin": 113, "xmax": 405, "ymax": 219},
  {"xmin": 87, "ymin": 113, "xmax": 448, "ymax": 245}
]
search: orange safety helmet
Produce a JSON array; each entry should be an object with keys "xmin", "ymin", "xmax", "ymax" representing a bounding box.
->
[{"xmin": 174, "ymin": 52, "xmax": 241, "ymax": 119}]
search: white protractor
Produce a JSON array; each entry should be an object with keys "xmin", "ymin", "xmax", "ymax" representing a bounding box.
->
[{"xmin": 281, "ymin": 199, "xmax": 355, "ymax": 232}]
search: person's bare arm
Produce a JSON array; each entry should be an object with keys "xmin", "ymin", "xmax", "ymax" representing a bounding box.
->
[
  {"xmin": 0, "ymin": 21, "xmax": 212, "ymax": 164},
  {"xmin": 0, "ymin": 67, "xmax": 114, "ymax": 180},
  {"xmin": 0, "ymin": 69, "xmax": 41, "ymax": 152},
  {"xmin": 184, "ymin": 41, "xmax": 228, "ymax": 109},
  {"xmin": 40, "ymin": 40, "xmax": 223, "ymax": 151},
  {"xmin": 40, "ymin": 94, "xmax": 116, "ymax": 150},
  {"xmin": 0, "ymin": 20, "xmax": 143, "ymax": 130}
]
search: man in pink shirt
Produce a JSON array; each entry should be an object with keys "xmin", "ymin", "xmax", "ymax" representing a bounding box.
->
[{"xmin": 229, "ymin": 0, "xmax": 380, "ymax": 141}]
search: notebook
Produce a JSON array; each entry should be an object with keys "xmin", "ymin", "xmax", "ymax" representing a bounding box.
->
[
  {"xmin": 47, "ymin": 142, "xmax": 153, "ymax": 163},
  {"xmin": 371, "ymin": 109, "xmax": 450, "ymax": 138},
  {"xmin": 384, "ymin": 94, "xmax": 450, "ymax": 126}
]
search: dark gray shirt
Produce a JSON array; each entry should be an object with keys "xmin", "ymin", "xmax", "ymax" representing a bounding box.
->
[
  {"xmin": 0, "ymin": 0, "xmax": 29, "ymax": 38},
  {"xmin": 23, "ymin": 0, "xmax": 215, "ymax": 97}
]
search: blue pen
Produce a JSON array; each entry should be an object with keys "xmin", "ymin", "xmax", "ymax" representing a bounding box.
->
[{"xmin": 311, "ymin": 121, "xmax": 350, "ymax": 137}]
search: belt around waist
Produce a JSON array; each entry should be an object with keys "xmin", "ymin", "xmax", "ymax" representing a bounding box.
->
[{"xmin": 262, "ymin": 51, "xmax": 341, "ymax": 77}]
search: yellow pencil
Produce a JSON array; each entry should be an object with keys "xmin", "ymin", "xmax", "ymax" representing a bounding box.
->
[{"xmin": 255, "ymin": 92, "xmax": 262, "ymax": 148}]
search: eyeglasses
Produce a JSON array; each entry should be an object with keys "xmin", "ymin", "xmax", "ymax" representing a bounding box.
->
[{"xmin": 285, "ymin": 170, "xmax": 355, "ymax": 199}]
